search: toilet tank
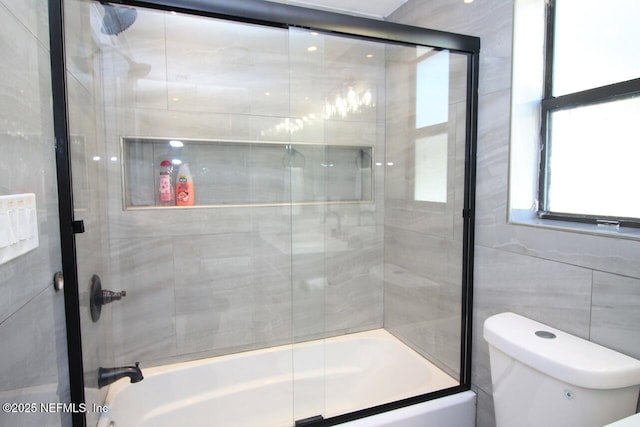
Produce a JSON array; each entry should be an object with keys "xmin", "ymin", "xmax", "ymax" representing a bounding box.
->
[{"xmin": 484, "ymin": 312, "xmax": 640, "ymax": 427}]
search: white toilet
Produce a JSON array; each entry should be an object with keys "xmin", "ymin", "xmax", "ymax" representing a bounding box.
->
[{"xmin": 484, "ymin": 312, "xmax": 640, "ymax": 427}]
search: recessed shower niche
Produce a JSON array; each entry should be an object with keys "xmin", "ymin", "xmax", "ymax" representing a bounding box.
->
[{"xmin": 122, "ymin": 137, "xmax": 374, "ymax": 208}]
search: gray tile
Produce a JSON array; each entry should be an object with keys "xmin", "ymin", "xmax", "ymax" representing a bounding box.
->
[
  {"xmin": 292, "ymin": 248, "xmax": 327, "ymax": 341},
  {"xmin": 472, "ymin": 90, "xmax": 511, "ymax": 241},
  {"xmin": 108, "ymin": 204, "xmax": 254, "ymax": 239},
  {"xmin": 64, "ymin": 0, "xmax": 101, "ymax": 94},
  {"xmin": 591, "ymin": 272, "xmax": 640, "ymax": 360},
  {"xmin": 472, "ymin": 245, "xmax": 593, "ymax": 395},
  {"xmin": 384, "ymin": 261, "xmax": 461, "ymax": 378},
  {"xmin": 0, "ymin": 0, "xmax": 60, "ymax": 324},
  {"xmin": 390, "ymin": 0, "xmax": 513, "ymax": 96},
  {"xmin": 0, "ymin": 0, "xmax": 49, "ymax": 47},
  {"xmin": 0, "ymin": 288, "xmax": 68, "ymax": 427},
  {"xmin": 0, "ymin": 2, "xmax": 72, "ymax": 426},
  {"xmin": 173, "ymin": 230, "xmax": 294, "ymax": 356},
  {"xmin": 383, "ymin": 222, "xmax": 463, "ymax": 377},
  {"xmin": 0, "ymin": 290, "xmax": 56, "ymax": 389},
  {"xmin": 473, "ymin": 385, "xmax": 496, "ymax": 427},
  {"xmin": 289, "ymin": 205, "xmax": 385, "ymax": 341},
  {"xmin": 174, "ymin": 233, "xmax": 256, "ymax": 354},
  {"xmin": 164, "ymin": 14, "xmax": 290, "ymax": 117},
  {"xmin": 384, "ymin": 226, "xmax": 463, "ymax": 287},
  {"xmin": 109, "ymin": 237, "xmax": 177, "ymax": 365},
  {"xmin": 323, "ymin": 224, "xmax": 384, "ymax": 334},
  {"xmin": 491, "ymin": 223, "xmax": 640, "ymax": 281}
]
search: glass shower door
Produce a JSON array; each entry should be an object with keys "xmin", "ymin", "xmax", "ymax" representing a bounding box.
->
[
  {"xmin": 383, "ymin": 43, "xmax": 470, "ymax": 387},
  {"xmin": 288, "ymin": 27, "xmax": 386, "ymax": 422},
  {"xmin": 287, "ymin": 27, "xmax": 472, "ymax": 421},
  {"xmin": 58, "ymin": 1, "xmax": 477, "ymax": 426}
]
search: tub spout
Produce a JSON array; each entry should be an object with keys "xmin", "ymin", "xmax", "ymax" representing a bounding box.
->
[{"xmin": 98, "ymin": 362, "xmax": 143, "ymax": 388}]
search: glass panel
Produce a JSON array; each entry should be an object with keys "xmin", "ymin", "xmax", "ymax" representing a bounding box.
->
[
  {"xmin": 288, "ymin": 28, "xmax": 325, "ymax": 422},
  {"xmin": 553, "ymin": 0, "xmax": 640, "ymax": 96},
  {"xmin": 416, "ymin": 50, "xmax": 450, "ymax": 128},
  {"xmin": 64, "ymin": 2, "xmax": 472, "ymax": 426},
  {"xmin": 415, "ymin": 134, "xmax": 448, "ymax": 203},
  {"xmin": 66, "ymin": 2, "xmax": 297, "ymax": 426},
  {"xmin": 385, "ymin": 42, "xmax": 468, "ymax": 388},
  {"xmin": 63, "ymin": 3, "xmax": 115, "ymax": 426},
  {"xmin": 547, "ymin": 95, "xmax": 640, "ymax": 218},
  {"xmin": 288, "ymin": 27, "xmax": 387, "ymax": 421}
]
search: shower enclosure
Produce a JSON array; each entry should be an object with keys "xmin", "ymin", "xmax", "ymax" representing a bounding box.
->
[{"xmin": 50, "ymin": 0, "xmax": 479, "ymax": 425}]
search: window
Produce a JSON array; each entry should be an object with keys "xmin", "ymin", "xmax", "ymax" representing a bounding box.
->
[
  {"xmin": 414, "ymin": 49, "xmax": 449, "ymax": 203},
  {"xmin": 539, "ymin": 0, "xmax": 640, "ymax": 227}
]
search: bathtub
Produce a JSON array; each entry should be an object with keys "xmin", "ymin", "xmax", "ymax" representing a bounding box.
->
[{"xmin": 96, "ymin": 329, "xmax": 475, "ymax": 427}]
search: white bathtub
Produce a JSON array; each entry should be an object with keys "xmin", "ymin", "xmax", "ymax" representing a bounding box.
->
[{"xmin": 97, "ymin": 329, "xmax": 475, "ymax": 427}]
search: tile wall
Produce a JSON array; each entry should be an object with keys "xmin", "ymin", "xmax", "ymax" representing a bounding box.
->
[
  {"xmin": 0, "ymin": 1, "xmax": 71, "ymax": 426},
  {"xmin": 388, "ymin": 1, "xmax": 640, "ymax": 426}
]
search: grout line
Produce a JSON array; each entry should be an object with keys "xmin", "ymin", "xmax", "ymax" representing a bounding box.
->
[
  {"xmin": 588, "ymin": 269, "xmax": 594, "ymax": 340},
  {"xmin": 477, "ymin": 241, "xmax": 640, "ymax": 281},
  {"xmin": 0, "ymin": 283, "xmax": 52, "ymax": 328}
]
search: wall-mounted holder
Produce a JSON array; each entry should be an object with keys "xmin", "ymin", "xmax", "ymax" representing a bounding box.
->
[
  {"xmin": 53, "ymin": 271, "xmax": 64, "ymax": 292},
  {"xmin": 90, "ymin": 274, "xmax": 127, "ymax": 322}
]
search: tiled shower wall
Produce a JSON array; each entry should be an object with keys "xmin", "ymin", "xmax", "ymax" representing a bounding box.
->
[
  {"xmin": 73, "ymin": 7, "xmax": 387, "ymax": 366},
  {"xmin": 0, "ymin": 1, "xmax": 70, "ymax": 426},
  {"xmin": 388, "ymin": 1, "xmax": 640, "ymax": 426}
]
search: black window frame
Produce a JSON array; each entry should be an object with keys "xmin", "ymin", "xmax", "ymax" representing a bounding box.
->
[{"xmin": 538, "ymin": 0, "xmax": 640, "ymax": 229}]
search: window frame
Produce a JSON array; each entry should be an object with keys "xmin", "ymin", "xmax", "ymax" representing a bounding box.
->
[{"xmin": 538, "ymin": 0, "xmax": 640, "ymax": 228}]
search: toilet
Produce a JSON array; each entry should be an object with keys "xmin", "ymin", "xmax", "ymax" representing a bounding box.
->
[{"xmin": 484, "ymin": 312, "xmax": 640, "ymax": 427}]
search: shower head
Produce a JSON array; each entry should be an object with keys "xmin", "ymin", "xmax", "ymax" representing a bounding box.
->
[{"xmin": 101, "ymin": 3, "xmax": 137, "ymax": 36}]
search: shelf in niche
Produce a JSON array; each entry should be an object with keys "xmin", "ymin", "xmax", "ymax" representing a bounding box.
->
[{"xmin": 122, "ymin": 137, "xmax": 374, "ymax": 209}]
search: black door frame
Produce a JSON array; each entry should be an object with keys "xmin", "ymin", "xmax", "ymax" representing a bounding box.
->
[
  {"xmin": 48, "ymin": 1, "xmax": 479, "ymax": 426},
  {"xmin": 49, "ymin": 1, "xmax": 86, "ymax": 427}
]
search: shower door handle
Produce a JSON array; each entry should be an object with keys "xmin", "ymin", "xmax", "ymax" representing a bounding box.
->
[{"xmin": 53, "ymin": 271, "xmax": 64, "ymax": 292}]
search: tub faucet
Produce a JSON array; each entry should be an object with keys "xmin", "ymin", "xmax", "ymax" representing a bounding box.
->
[{"xmin": 98, "ymin": 362, "xmax": 143, "ymax": 388}]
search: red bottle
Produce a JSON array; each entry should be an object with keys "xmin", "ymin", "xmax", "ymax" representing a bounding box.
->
[{"xmin": 158, "ymin": 160, "xmax": 174, "ymax": 206}]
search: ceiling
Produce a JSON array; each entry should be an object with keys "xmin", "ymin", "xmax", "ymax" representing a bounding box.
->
[{"xmin": 264, "ymin": 0, "xmax": 409, "ymax": 19}]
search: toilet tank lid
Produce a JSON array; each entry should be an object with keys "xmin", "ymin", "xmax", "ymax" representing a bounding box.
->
[{"xmin": 483, "ymin": 312, "xmax": 640, "ymax": 389}]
